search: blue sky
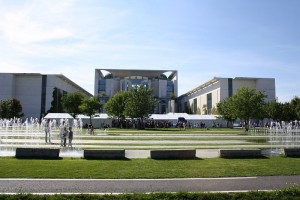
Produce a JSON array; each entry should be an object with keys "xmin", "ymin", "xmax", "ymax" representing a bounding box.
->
[{"xmin": 0, "ymin": 0, "xmax": 299, "ymax": 102}]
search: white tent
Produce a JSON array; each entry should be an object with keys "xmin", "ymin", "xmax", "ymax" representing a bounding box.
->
[
  {"xmin": 44, "ymin": 113, "xmax": 73, "ymax": 119},
  {"xmin": 149, "ymin": 113, "xmax": 225, "ymax": 128},
  {"xmin": 77, "ymin": 114, "xmax": 112, "ymax": 128}
]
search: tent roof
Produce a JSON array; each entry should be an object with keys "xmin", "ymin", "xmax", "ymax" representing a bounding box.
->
[
  {"xmin": 150, "ymin": 113, "xmax": 219, "ymax": 120},
  {"xmin": 77, "ymin": 113, "xmax": 109, "ymax": 119},
  {"xmin": 44, "ymin": 113, "xmax": 73, "ymax": 119},
  {"xmin": 75, "ymin": 113, "xmax": 220, "ymax": 121}
]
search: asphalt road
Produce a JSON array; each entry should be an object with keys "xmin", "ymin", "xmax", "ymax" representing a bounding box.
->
[{"xmin": 0, "ymin": 176, "xmax": 299, "ymax": 194}]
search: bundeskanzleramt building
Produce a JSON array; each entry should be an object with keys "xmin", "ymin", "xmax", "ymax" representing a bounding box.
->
[
  {"xmin": 95, "ymin": 69, "xmax": 178, "ymax": 114},
  {"xmin": 0, "ymin": 73, "xmax": 92, "ymax": 119},
  {"xmin": 177, "ymin": 77, "xmax": 276, "ymax": 114}
]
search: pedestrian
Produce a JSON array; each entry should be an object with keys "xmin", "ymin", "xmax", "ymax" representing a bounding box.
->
[
  {"xmin": 63, "ymin": 127, "xmax": 67, "ymax": 147},
  {"xmin": 60, "ymin": 120, "xmax": 66, "ymax": 147},
  {"xmin": 68, "ymin": 127, "xmax": 73, "ymax": 147},
  {"xmin": 45, "ymin": 119, "xmax": 51, "ymax": 143}
]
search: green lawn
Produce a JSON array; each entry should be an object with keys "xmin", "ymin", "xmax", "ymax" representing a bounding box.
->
[{"xmin": 0, "ymin": 157, "xmax": 299, "ymax": 179}]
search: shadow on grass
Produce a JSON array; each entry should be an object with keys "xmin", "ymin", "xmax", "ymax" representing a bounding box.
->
[
  {"xmin": 220, "ymin": 155, "xmax": 269, "ymax": 159},
  {"xmin": 84, "ymin": 157, "xmax": 131, "ymax": 161},
  {"xmin": 150, "ymin": 157, "xmax": 203, "ymax": 161}
]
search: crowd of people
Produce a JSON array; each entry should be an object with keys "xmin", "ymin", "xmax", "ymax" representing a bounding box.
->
[{"xmin": 111, "ymin": 119, "xmax": 216, "ymax": 129}]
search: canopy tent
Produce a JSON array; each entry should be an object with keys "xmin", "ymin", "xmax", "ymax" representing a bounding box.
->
[
  {"xmin": 77, "ymin": 114, "xmax": 112, "ymax": 128},
  {"xmin": 77, "ymin": 114, "xmax": 109, "ymax": 119},
  {"xmin": 44, "ymin": 113, "xmax": 73, "ymax": 119},
  {"xmin": 149, "ymin": 113, "xmax": 220, "ymax": 120},
  {"xmin": 75, "ymin": 113, "xmax": 226, "ymax": 128},
  {"xmin": 149, "ymin": 113, "xmax": 225, "ymax": 128}
]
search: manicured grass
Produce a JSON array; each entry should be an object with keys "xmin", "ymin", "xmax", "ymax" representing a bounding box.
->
[
  {"xmin": 1, "ymin": 188, "xmax": 300, "ymax": 200},
  {"xmin": 0, "ymin": 157, "xmax": 299, "ymax": 179}
]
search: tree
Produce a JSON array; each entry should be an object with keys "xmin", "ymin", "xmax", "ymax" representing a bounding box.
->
[
  {"xmin": 62, "ymin": 91, "xmax": 85, "ymax": 118},
  {"xmin": 281, "ymin": 102, "xmax": 296, "ymax": 122},
  {"xmin": 217, "ymin": 97, "xmax": 236, "ymax": 128},
  {"xmin": 202, "ymin": 104, "xmax": 207, "ymax": 115},
  {"xmin": 10, "ymin": 98, "xmax": 24, "ymax": 118},
  {"xmin": 105, "ymin": 91, "xmax": 129, "ymax": 127},
  {"xmin": 211, "ymin": 106, "xmax": 218, "ymax": 115},
  {"xmin": 231, "ymin": 87, "xmax": 266, "ymax": 131},
  {"xmin": 290, "ymin": 96, "xmax": 300, "ymax": 120},
  {"xmin": 264, "ymin": 100, "xmax": 283, "ymax": 122},
  {"xmin": 0, "ymin": 98, "xmax": 24, "ymax": 118},
  {"xmin": 79, "ymin": 96, "xmax": 102, "ymax": 125},
  {"xmin": 47, "ymin": 87, "xmax": 64, "ymax": 113},
  {"xmin": 124, "ymin": 86, "xmax": 157, "ymax": 128}
]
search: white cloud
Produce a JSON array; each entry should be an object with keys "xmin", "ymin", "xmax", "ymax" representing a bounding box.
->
[{"xmin": 0, "ymin": 1, "xmax": 73, "ymax": 45}]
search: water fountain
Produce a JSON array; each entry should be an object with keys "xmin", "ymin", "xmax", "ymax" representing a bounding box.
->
[
  {"xmin": 0, "ymin": 117, "xmax": 83, "ymax": 157},
  {"xmin": 269, "ymin": 120, "xmax": 300, "ymax": 155}
]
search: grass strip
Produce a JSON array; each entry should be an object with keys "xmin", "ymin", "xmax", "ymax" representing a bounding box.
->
[
  {"xmin": 0, "ymin": 187, "xmax": 299, "ymax": 199},
  {"xmin": 0, "ymin": 157, "xmax": 299, "ymax": 179}
]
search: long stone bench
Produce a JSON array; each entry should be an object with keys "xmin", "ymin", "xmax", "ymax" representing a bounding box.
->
[
  {"xmin": 15, "ymin": 148, "xmax": 60, "ymax": 159},
  {"xmin": 84, "ymin": 149, "xmax": 126, "ymax": 159},
  {"xmin": 284, "ymin": 148, "xmax": 300, "ymax": 157},
  {"xmin": 219, "ymin": 149, "xmax": 263, "ymax": 158},
  {"xmin": 150, "ymin": 149, "xmax": 196, "ymax": 159}
]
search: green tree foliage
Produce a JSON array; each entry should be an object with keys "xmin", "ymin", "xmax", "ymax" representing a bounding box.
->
[
  {"xmin": 281, "ymin": 102, "xmax": 296, "ymax": 122},
  {"xmin": 217, "ymin": 97, "xmax": 236, "ymax": 128},
  {"xmin": 290, "ymin": 96, "xmax": 300, "ymax": 120},
  {"xmin": 217, "ymin": 87, "xmax": 266, "ymax": 131},
  {"xmin": 0, "ymin": 98, "xmax": 24, "ymax": 118},
  {"xmin": 211, "ymin": 106, "xmax": 218, "ymax": 115},
  {"xmin": 124, "ymin": 86, "xmax": 157, "ymax": 121},
  {"xmin": 79, "ymin": 96, "xmax": 102, "ymax": 125},
  {"xmin": 62, "ymin": 91, "xmax": 85, "ymax": 118},
  {"xmin": 231, "ymin": 87, "xmax": 266, "ymax": 130},
  {"xmin": 105, "ymin": 91, "xmax": 129, "ymax": 122},
  {"xmin": 47, "ymin": 87, "xmax": 64, "ymax": 113},
  {"xmin": 264, "ymin": 100, "xmax": 283, "ymax": 122}
]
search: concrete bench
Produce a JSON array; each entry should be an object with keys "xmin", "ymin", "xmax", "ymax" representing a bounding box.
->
[
  {"xmin": 84, "ymin": 149, "xmax": 126, "ymax": 159},
  {"xmin": 219, "ymin": 149, "xmax": 263, "ymax": 158},
  {"xmin": 150, "ymin": 149, "xmax": 196, "ymax": 159},
  {"xmin": 15, "ymin": 148, "xmax": 60, "ymax": 159},
  {"xmin": 284, "ymin": 148, "xmax": 300, "ymax": 157}
]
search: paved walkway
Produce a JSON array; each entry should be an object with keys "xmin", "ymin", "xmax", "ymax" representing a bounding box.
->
[{"xmin": 1, "ymin": 176, "xmax": 299, "ymax": 193}]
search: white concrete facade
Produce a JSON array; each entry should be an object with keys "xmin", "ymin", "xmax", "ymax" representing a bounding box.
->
[
  {"xmin": 95, "ymin": 69, "xmax": 178, "ymax": 114},
  {"xmin": 0, "ymin": 73, "xmax": 92, "ymax": 119},
  {"xmin": 177, "ymin": 77, "xmax": 276, "ymax": 114}
]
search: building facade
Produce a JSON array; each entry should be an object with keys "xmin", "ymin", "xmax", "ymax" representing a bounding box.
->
[
  {"xmin": 177, "ymin": 77, "xmax": 276, "ymax": 114},
  {"xmin": 0, "ymin": 73, "xmax": 92, "ymax": 119},
  {"xmin": 94, "ymin": 69, "xmax": 178, "ymax": 114}
]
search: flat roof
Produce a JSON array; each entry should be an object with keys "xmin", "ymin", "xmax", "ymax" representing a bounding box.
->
[{"xmin": 96, "ymin": 69, "xmax": 177, "ymax": 79}]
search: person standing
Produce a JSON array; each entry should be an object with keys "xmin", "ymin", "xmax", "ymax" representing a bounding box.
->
[
  {"xmin": 63, "ymin": 127, "xmax": 67, "ymax": 147},
  {"xmin": 68, "ymin": 127, "xmax": 73, "ymax": 147},
  {"xmin": 45, "ymin": 119, "xmax": 51, "ymax": 143},
  {"xmin": 59, "ymin": 120, "xmax": 66, "ymax": 147}
]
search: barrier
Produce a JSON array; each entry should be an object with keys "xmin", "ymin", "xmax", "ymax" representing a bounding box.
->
[
  {"xmin": 84, "ymin": 149, "xmax": 126, "ymax": 159},
  {"xmin": 284, "ymin": 148, "xmax": 300, "ymax": 157},
  {"xmin": 219, "ymin": 149, "xmax": 262, "ymax": 158},
  {"xmin": 15, "ymin": 148, "xmax": 60, "ymax": 159},
  {"xmin": 150, "ymin": 149, "xmax": 196, "ymax": 159}
]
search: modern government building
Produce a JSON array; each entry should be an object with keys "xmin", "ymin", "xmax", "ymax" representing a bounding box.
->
[
  {"xmin": 0, "ymin": 69, "xmax": 276, "ymax": 119},
  {"xmin": 0, "ymin": 73, "xmax": 92, "ymax": 119}
]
